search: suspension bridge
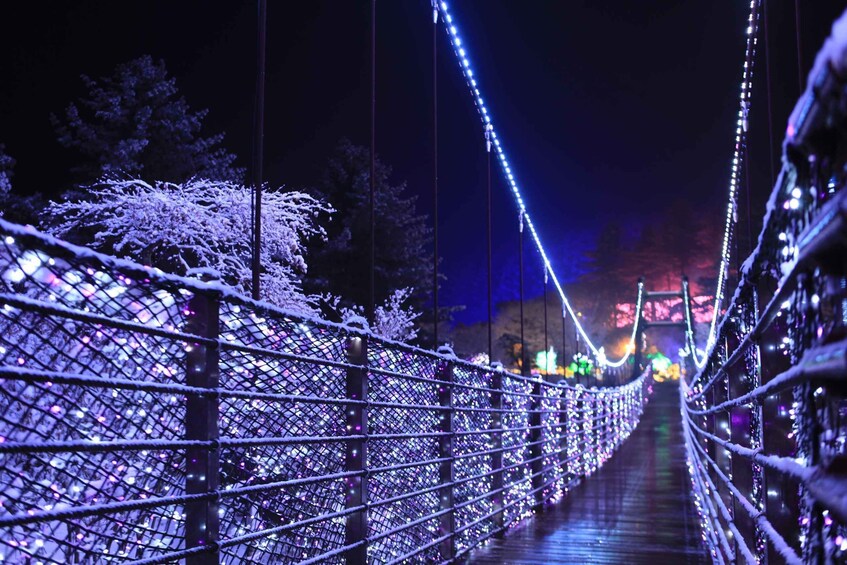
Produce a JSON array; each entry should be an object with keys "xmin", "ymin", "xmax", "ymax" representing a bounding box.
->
[{"xmin": 2, "ymin": 2, "xmax": 847, "ymax": 564}]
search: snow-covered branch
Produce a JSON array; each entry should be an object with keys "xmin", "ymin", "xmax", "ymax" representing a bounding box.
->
[{"xmin": 42, "ymin": 177, "xmax": 333, "ymax": 314}]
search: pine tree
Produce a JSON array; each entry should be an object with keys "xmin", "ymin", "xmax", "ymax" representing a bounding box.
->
[
  {"xmin": 0, "ymin": 144, "xmax": 43, "ymax": 224},
  {"xmin": 0, "ymin": 144, "xmax": 14, "ymax": 201},
  {"xmin": 52, "ymin": 55, "xmax": 243, "ymax": 184},
  {"xmin": 306, "ymin": 139, "xmax": 433, "ymax": 316}
]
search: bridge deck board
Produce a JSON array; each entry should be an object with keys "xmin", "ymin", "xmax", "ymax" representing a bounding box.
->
[{"xmin": 468, "ymin": 382, "xmax": 711, "ymax": 564}]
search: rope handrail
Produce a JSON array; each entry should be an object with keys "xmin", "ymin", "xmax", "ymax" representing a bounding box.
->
[
  {"xmin": 0, "ymin": 215, "xmax": 654, "ymax": 563},
  {"xmin": 681, "ymin": 8, "xmax": 847, "ymax": 562}
]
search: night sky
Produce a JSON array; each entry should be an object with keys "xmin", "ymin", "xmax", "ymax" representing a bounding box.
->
[{"xmin": 1, "ymin": 1, "xmax": 844, "ymax": 324}]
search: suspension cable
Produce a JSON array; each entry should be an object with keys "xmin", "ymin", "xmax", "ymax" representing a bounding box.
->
[
  {"xmin": 434, "ymin": 2, "xmax": 643, "ymax": 368},
  {"xmin": 688, "ymin": 0, "xmax": 762, "ymax": 368}
]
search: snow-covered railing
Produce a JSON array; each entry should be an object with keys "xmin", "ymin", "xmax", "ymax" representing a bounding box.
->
[
  {"xmin": 0, "ymin": 218, "xmax": 652, "ymax": 564},
  {"xmin": 682, "ymin": 10, "xmax": 847, "ymax": 563}
]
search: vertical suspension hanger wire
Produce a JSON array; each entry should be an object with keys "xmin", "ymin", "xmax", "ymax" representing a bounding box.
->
[
  {"xmin": 561, "ymin": 304, "xmax": 567, "ymax": 382},
  {"xmin": 432, "ymin": 0, "xmax": 440, "ymax": 348},
  {"xmin": 369, "ymin": 0, "xmax": 376, "ymax": 325},
  {"xmin": 762, "ymin": 0, "xmax": 776, "ymax": 192},
  {"xmin": 794, "ymin": 0, "xmax": 804, "ymax": 93},
  {"xmin": 519, "ymin": 211, "xmax": 526, "ymax": 376},
  {"xmin": 436, "ymin": 2, "xmax": 641, "ymax": 368},
  {"xmin": 543, "ymin": 266, "xmax": 549, "ymax": 375},
  {"xmin": 486, "ymin": 123, "xmax": 494, "ymax": 364}
]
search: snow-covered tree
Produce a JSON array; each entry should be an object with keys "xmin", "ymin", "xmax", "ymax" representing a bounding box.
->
[
  {"xmin": 52, "ymin": 55, "xmax": 243, "ymax": 184},
  {"xmin": 373, "ymin": 288, "xmax": 420, "ymax": 342},
  {"xmin": 325, "ymin": 287, "xmax": 421, "ymax": 342},
  {"xmin": 42, "ymin": 178, "xmax": 331, "ymax": 313}
]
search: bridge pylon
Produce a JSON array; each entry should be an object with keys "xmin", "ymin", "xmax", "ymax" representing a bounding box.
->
[{"xmin": 633, "ymin": 277, "xmax": 691, "ymax": 379}]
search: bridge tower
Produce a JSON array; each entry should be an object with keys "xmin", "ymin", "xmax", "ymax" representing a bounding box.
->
[{"xmin": 633, "ymin": 277, "xmax": 689, "ymax": 379}]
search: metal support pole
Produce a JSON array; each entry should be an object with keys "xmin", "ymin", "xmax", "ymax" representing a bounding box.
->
[
  {"xmin": 594, "ymin": 394, "xmax": 604, "ymax": 469},
  {"xmin": 633, "ymin": 279, "xmax": 644, "ymax": 381},
  {"xmin": 490, "ymin": 364, "xmax": 505, "ymax": 536},
  {"xmin": 345, "ymin": 331, "xmax": 369, "ymax": 564},
  {"xmin": 557, "ymin": 387, "xmax": 568, "ymax": 486},
  {"xmin": 185, "ymin": 291, "xmax": 220, "ymax": 565},
  {"xmin": 751, "ymin": 289, "xmax": 769, "ymax": 564},
  {"xmin": 724, "ymin": 337, "xmax": 738, "ymax": 561},
  {"xmin": 529, "ymin": 379, "xmax": 544, "ymax": 511},
  {"xmin": 575, "ymin": 321, "xmax": 581, "ymax": 388},
  {"xmin": 436, "ymin": 345, "xmax": 455, "ymax": 560},
  {"xmin": 251, "ymin": 0, "xmax": 267, "ymax": 301}
]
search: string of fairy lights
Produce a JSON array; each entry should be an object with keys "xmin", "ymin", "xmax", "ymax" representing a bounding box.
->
[
  {"xmin": 693, "ymin": 0, "xmax": 762, "ymax": 368},
  {"xmin": 434, "ymin": 1, "xmax": 644, "ymax": 369},
  {"xmin": 0, "ymin": 220, "xmax": 654, "ymax": 562}
]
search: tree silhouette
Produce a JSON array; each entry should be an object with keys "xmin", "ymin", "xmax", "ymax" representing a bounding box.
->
[{"xmin": 52, "ymin": 55, "xmax": 243, "ymax": 185}]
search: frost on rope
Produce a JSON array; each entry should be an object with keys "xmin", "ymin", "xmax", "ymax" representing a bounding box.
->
[{"xmin": 42, "ymin": 177, "xmax": 332, "ymax": 315}]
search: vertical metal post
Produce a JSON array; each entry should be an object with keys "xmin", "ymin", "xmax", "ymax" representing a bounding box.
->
[
  {"xmin": 251, "ymin": 0, "xmax": 267, "ymax": 301},
  {"xmin": 751, "ymin": 289, "xmax": 769, "ymax": 564},
  {"xmin": 185, "ymin": 291, "xmax": 220, "ymax": 565},
  {"xmin": 724, "ymin": 338, "xmax": 738, "ymax": 561},
  {"xmin": 595, "ymin": 393, "xmax": 604, "ymax": 463},
  {"xmin": 490, "ymin": 364, "xmax": 505, "ymax": 536},
  {"xmin": 529, "ymin": 379, "xmax": 544, "ymax": 511},
  {"xmin": 345, "ymin": 332, "xmax": 369, "ymax": 564},
  {"xmin": 558, "ymin": 387, "xmax": 568, "ymax": 484},
  {"xmin": 633, "ymin": 280, "xmax": 644, "ymax": 381},
  {"xmin": 575, "ymin": 327, "xmax": 581, "ymax": 388},
  {"xmin": 436, "ymin": 346, "xmax": 455, "ymax": 560}
]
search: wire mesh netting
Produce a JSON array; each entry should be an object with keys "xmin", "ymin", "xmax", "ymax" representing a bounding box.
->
[
  {"xmin": 366, "ymin": 341, "xmax": 441, "ymax": 563},
  {"xmin": 216, "ymin": 300, "xmax": 349, "ymax": 563},
  {"xmin": 452, "ymin": 364, "xmax": 495, "ymax": 554},
  {"xmin": 0, "ymin": 225, "xmax": 193, "ymax": 563},
  {"xmin": 0, "ymin": 219, "xmax": 653, "ymax": 564},
  {"xmin": 681, "ymin": 16, "xmax": 847, "ymax": 563}
]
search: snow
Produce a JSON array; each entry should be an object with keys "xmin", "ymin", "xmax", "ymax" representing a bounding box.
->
[{"xmin": 42, "ymin": 177, "xmax": 332, "ymax": 315}]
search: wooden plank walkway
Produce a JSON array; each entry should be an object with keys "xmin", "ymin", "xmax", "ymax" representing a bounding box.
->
[{"xmin": 469, "ymin": 381, "xmax": 711, "ymax": 564}]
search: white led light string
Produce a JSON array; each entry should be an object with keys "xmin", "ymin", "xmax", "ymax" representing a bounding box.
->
[
  {"xmin": 693, "ymin": 0, "xmax": 762, "ymax": 369},
  {"xmin": 435, "ymin": 1, "xmax": 643, "ymax": 368},
  {"xmin": 682, "ymin": 278, "xmax": 706, "ymax": 368}
]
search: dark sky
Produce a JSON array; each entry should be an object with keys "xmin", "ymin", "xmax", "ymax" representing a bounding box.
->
[{"xmin": 1, "ymin": 1, "xmax": 844, "ymax": 323}]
